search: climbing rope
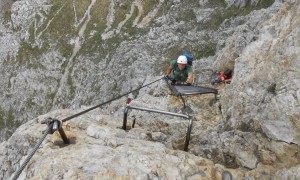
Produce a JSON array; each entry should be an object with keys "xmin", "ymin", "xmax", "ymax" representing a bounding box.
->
[
  {"xmin": 10, "ymin": 76, "xmax": 164, "ymax": 179},
  {"xmin": 11, "ymin": 124, "xmax": 53, "ymax": 180}
]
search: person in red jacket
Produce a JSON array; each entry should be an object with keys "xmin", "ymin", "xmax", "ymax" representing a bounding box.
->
[{"xmin": 212, "ymin": 69, "xmax": 233, "ymax": 85}]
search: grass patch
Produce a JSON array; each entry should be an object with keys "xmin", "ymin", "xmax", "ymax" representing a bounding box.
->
[
  {"xmin": 46, "ymin": 92, "xmax": 56, "ymax": 101},
  {"xmin": 3, "ymin": 11, "xmax": 12, "ymax": 27},
  {"xmin": 67, "ymin": 72, "xmax": 76, "ymax": 98},
  {"xmin": 72, "ymin": 0, "xmax": 91, "ymax": 22},
  {"xmin": 2, "ymin": 106, "xmax": 22, "ymax": 139},
  {"xmin": 203, "ymin": 0, "xmax": 227, "ymax": 8},
  {"xmin": 16, "ymin": 37, "xmax": 50, "ymax": 70},
  {"xmin": 27, "ymin": 19, "xmax": 36, "ymax": 44},
  {"xmin": 200, "ymin": 0, "xmax": 275, "ymax": 30},
  {"xmin": 256, "ymin": 0, "xmax": 275, "ymax": 9},
  {"xmin": 26, "ymin": 97, "xmax": 36, "ymax": 108},
  {"xmin": 141, "ymin": 0, "xmax": 157, "ymax": 21},
  {"xmin": 121, "ymin": 5, "xmax": 139, "ymax": 36},
  {"xmin": 112, "ymin": 2, "xmax": 132, "ymax": 29},
  {"xmin": 15, "ymin": 19, "xmax": 50, "ymax": 68},
  {"xmin": 79, "ymin": 0, "xmax": 109, "ymax": 56},
  {"xmin": 176, "ymin": 8, "xmax": 197, "ymax": 22},
  {"xmin": 36, "ymin": 0, "xmax": 77, "ymax": 58},
  {"xmin": 194, "ymin": 43, "xmax": 217, "ymax": 59},
  {"xmin": 0, "ymin": 107, "xmax": 5, "ymax": 130},
  {"xmin": 154, "ymin": 1, "xmax": 172, "ymax": 20},
  {"xmin": 80, "ymin": 1, "xmax": 148, "ymax": 60}
]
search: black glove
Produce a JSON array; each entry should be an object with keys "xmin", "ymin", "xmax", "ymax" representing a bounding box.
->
[
  {"xmin": 186, "ymin": 83, "xmax": 191, "ymax": 86},
  {"xmin": 165, "ymin": 75, "xmax": 176, "ymax": 84}
]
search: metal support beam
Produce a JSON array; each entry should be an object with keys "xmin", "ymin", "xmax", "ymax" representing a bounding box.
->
[
  {"xmin": 58, "ymin": 127, "xmax": 69, "ymax": 144},
  {"xmin": 179, "ymin": 94, "xmax": 186, "ymax": 108},
  {"xmin": 122, "ymin": 105, "xmax": 193, "ymax": 151}
]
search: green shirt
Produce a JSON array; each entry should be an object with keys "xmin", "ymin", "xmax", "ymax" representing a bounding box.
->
[{"xmin": 169, "ymin": 60, "xmax": 192, "ymax": 82}]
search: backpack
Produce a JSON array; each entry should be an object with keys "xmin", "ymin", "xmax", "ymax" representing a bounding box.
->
[{"xmin": 182, "ymin": 52, "xmax": 193, "ymax": 66}]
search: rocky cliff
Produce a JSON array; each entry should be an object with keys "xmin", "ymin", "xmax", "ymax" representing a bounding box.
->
[
  {"xmin": 1, "ymin": 0, "xmax": 300, "ymax": 179},
  {"xmin": 0, "ymin": 0, "xmax": 275, "ymax": 141}
]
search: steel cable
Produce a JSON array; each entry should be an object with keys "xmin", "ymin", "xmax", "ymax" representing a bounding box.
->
[
  {"xmin": 10, "ymin": 77, "xmax": 163, "ymax": 179},
  {"xmin": 11, "ymin": 124, "xmax": 53, "ymax": 180},
  {"xmin": 61, "ymin": 76, "xmax": 164, "ymax": 122}
]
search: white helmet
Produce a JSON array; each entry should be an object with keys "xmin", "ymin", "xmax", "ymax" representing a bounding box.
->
[{"xmin": 177, "ymin": 55, "xmax": 187, "ymax": 64}]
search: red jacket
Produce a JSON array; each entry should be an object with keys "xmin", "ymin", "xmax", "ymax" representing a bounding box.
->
[{"xmin": 219, "ymin": 71, "xmax": 233, "ymax": 80}]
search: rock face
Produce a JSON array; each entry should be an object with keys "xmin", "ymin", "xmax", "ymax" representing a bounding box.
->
[
  {"xmin": 1, "ymin": 0, "xmax": 300, "ymax": 179},
  {"xmin": 0, "ymin": 0, "xmax": 275, "ymax": 141},
  {"xmin": 220, "ymin": 0, "xmax": 300, "ymax": 145},
  {"xmin": 0, "ymin": 107, "xmax": 229, "ymax": 179}
]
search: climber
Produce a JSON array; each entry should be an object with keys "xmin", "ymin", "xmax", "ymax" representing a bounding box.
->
[
  {"xmin": 211, "ymin": 69, "xmax": 233, "ymax": 85},
  {"xmin": 126, "ymin": 93, "xmax": 134, "ymax": 105},
  {"xmin": 165, "ymin": 55, "xmax": 193, "ymax": 85}
]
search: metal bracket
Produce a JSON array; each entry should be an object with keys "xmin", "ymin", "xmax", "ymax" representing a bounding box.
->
[
  {"xmin": 123, "ymin": 105, "xmax": 194, "ymax": 152},
  {"xmin": 42, "ymin": 117, "xmax": 69, "ymax": 144}
]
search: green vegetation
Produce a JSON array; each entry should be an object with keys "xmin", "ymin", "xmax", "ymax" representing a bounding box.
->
[
  {"xmin": 166, "ymin": 46, "xmax": 181, "ymax": 60},
  {"xmin": 6, "ymin": 106, "xmax": 15, "ymax": 138},
  {"xmin": 3, "ymin": 11, "xmax": 12, "ymax": 28},
  {"xmin": 139, "ymin": 0, "xmax": 161, "ymax": 24},
  {"xmin": 16, "ymin": 41, "xmax": 48, "ymax": 68},
  {"xmin": 79, "ymin": 0, "xmax": 109, "ymax": 56},
  {"xmin": 90, "ymin": 80, "xmax": 101, "ymax": 101},
  {"xmin": 1, "ymin": 0, "xmax": 278, "ymax": 141},
  {"xmin": 67, "ymin": 71, "xmax": 76, "ymax": 99},
  {"xmin": 15, "ymin": 0, "xmax": 78, "ymax": 67},
  {"xmin": 176, "ymin": 8, "xmax": 197, "ymax": 22},
  {"xmin": 0, "ymin": 106, "xmax": 22, "ymax": 139},
  {"xmin": 85, "ymin": 0, "xmax": 110, "ymax": 37},
  {"xmin": 35, "ymin": 0, "xmax": 76, "ymax": 57},
  {"xmin": 267, "ymin": 83, "xmax": 276, "ymax": 95},
  {"xmin": 256, "ymin": 0, "xmax": 276, "ymax": 9},
  {"xmin": 72, "ymin": 0, "xmax": 91, "ymax": 20},
  {"xmin": 0, "ymin": 107, "xmax": 5, "ymax": 130},
  {"xmin": 80, "ymin": 0, "xmax": 149, "ymax": 60},
  {"xmin": 26, "ymin": 97, "xmax": 36, "ymax": 108},
  {"xmin": 142, "ymin": 0, "xmax": 157, "ymax": 19},
  {"xmin": 201, "ymin": 0, "xmax": 275, "ymax": 30},
  {"xmin": 202, "ymin": 0, "xmax": 227, "ymax": 8},
  {"xmin": 194, "ymin": 43, "xmax": 217, "ymax": 59},
  {"xmin": 239, "ymin": 121, "xmax": 252, "ymax": 132},
  {"xmin": 155, "ymin": 1, "xmax": 172, "ymax": 18},
  {"xmin": 122, "ymin": 6, "xmax": 139, "ymax": 36},
  {"xmin": 112, "ymin": 2, "xmax": 132, "ymax": 29},
  {"xmin": 27, "ymin": 19, "xmax": 36, "ymax": 44},
  {"xmin": 46, "ymin": 92, "xmax": 56, "ymax": 101}
]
